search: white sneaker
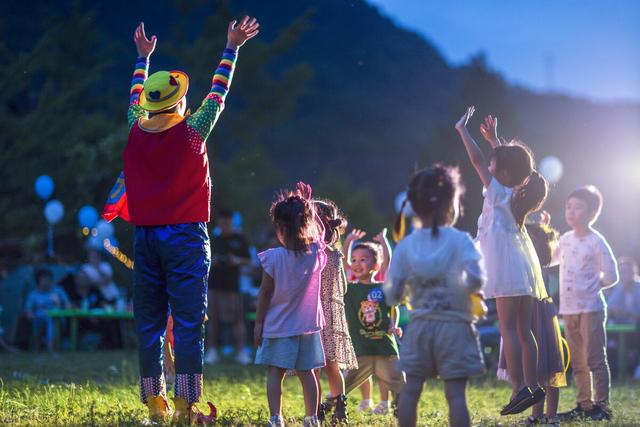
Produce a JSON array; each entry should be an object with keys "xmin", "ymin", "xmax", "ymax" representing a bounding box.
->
[
  {"xmin": 372, "ymin": 400, "xmax": 389, "ymax": 415},
  {"xmin": 235, "ymin": 350, "xmax": 252, "ymax": 365},
  {"xmin": 268, "ymin": 415, "xmax": 285, "ymax": 427},
  {"xmin": 357, "ymin": 399, "xmax": 374, "ymax": 412},
  {"xmin": 204, "ymin": 348, "xmax": 219, "ymax": 365}
]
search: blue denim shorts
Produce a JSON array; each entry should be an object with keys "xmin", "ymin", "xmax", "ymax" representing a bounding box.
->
[{"xmin": 255, "ymin": 332, "xmax": 325, "ymax": 371}]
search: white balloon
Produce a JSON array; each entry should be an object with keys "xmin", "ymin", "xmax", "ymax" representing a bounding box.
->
[
  {"xmin": 539, "ymin": 156, "xmax": 564, "ymax": 184},
  {"xmin": 44, "ymin": 200, "xmax": 64, "ymax": 225},
  {"xmin": 96, "ymin": 219, "xmax": 115, "ymax": 239}
]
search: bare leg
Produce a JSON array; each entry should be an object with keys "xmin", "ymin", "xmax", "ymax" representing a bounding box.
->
[
  {"xmin": 233, "ymin": 317, "xmax": 246, "ymax": 354},
  {"xmin": 532, "ymin": 397, "xmax": 544, "ymax": 418},
  {"xmin": 496, "ymin": 297, "xmax": 524, "ymax": 395},
  {"xmin": 360, "ymin": 377, "xmax": 372, "ymax": 400},
  {"xmin": 266, "ymin": 366, "xmax": 287, "ymax": 417},
  {"xmin": 397, "ymin": 375, "xmax": 423, "ymax": 427},
  {"xmin": 515, "ymin": 296, "xmax": 538, "ymax": 387},
  {"xmin": 205, "ymin": 291, "xmax": 218, "ymax": 350},
  {"xmin": 379, "ymin": 380, "xmax": 390, "ymax": 401},
  {"xmin": 313, "ymin": 368, "xmax": 323, "ymax": 402},
  {"xmin": 298, "ymin": 369, "xmax": 320, "ymax": 417},
  {"xmin": 323, "ymin": 360, "xmax": 345, "ymax": 397},
  {"xmin": 545, "ymin": 386, "xmax": 559, "ymax": 419},
  {"xmin": 444, "ymin": 378, "xmax": 470, "ymax": 427}
]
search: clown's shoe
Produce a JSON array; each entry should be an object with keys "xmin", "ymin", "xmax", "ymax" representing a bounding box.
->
[
  {"xmin": 172, "ymin": 397, "xmax": 217, "ymax": 425},
  {"xmin": 145, "ymin": 395, "xmax": 173, "ymax": 423}
]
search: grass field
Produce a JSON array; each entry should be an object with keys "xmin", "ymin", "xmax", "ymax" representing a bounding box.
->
[{"xmin": 1, "ymin": 351, "xmax": 639, "ymax": 426}]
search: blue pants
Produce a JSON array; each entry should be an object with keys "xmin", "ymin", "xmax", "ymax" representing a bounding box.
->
[{"xmin": 133, "ymin": 223, "xmax": 210, "ymax": 403}]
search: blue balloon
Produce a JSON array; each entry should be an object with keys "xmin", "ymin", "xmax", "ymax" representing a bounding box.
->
[
  {"xmin": 77, "ymin": 205, "xmax": 99, "ymax": 228},
  {"xmin": 35, "ymin": 175, "xmax": 54, "ymax": 200}
]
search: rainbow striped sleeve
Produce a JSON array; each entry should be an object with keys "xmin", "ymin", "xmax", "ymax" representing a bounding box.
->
[
  {"xmin": 127, "ymin": 56, "xmax": 149, "ymax": 130},
  {"xmin": 186, "ymin": 48, "xmax": 238, "ymax": 141}
]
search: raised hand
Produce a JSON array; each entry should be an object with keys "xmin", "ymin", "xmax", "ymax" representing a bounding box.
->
[
  {"xmin": 479, "ymin": 115, "xmax": 499, "ymax": 146},
  {"xmin": 133, "ymin": 22, "xmax": 157, "ymax": 58},
  {"xmin": 372, "ymin": 228, "xmax": 388, "ymax": 244},
  {"xmin": 455, "ymin": 106, "xmax": 475, "ymax": 131},
  {"xmin": 295, "ymin": 181, "xmax": 313, "ymax": 200},
  {"xmin": 347, "ymin": 228, "xmax": 367, "ymax": 241},
  {"xmin": 227, "ymin": 16, "xmax": 260, "ymax": 50}
]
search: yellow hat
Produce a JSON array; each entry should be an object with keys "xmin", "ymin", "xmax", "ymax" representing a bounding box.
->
[{"xmin": 139, "ymin": 70, "xmax": 189, "ymax": 112}]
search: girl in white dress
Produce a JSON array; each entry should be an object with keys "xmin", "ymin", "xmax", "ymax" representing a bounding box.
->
[{"xmin": 455, "ymin": 107, "xmax": 549, "ymax": 416}]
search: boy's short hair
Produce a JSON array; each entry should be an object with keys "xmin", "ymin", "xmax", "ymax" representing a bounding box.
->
[
  {"xmin": 352, "ymin": 242, "xmax": 382, "ymax": 265},
  {"xmin": 34, "ymin": 268, "xmax": 53, "ymax": 283},
  {"xmin": 568, "ymin": 185, "xmax": 603, "ymax": 223}
]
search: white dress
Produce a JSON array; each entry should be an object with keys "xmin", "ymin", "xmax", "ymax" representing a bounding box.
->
[{"xmin": 476, "ymin": 178, "xmax": 545, "ymax": 299}]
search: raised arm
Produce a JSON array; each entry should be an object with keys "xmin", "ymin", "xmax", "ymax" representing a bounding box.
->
[
  {"xmin": 186, "ymin": 16, "xmax": 259, "ymax": 142},
  {"xmin": 128, "ymin": 22, "xmax": 157, "ymax": 130},
  {"xmin": 479, "ymin": 115, "xmax": 502, "ymax": 148},
  {"xmin": 342, "ymin": 228, "xmax": 366, "ymax": 267},
  {"xmin": 373, "ymin": 228, "xmax": 392, "ymax": 277},
  {"xmin": 454, "ymin": 106, "xmax": 492, "ymax": 188}
]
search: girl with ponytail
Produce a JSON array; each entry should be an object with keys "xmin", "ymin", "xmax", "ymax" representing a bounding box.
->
[
  {"xmin": 455, "ymin": 107, "xmax": 550, "ymax": 418},
  {"xmin": 385, "ymin": 164, "xmax": 487, "ymax": 427}
]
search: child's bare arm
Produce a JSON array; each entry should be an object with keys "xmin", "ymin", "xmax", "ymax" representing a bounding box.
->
[
  {"xmin": 187, "ymin": 17, "xmax": 259, "ymax": 143},
  {"xmin": 373, "ymin": 228, "xmax": 392, "ymax": 276},
  {"xmin": 254, "ymin": 270, "xmax": 274, "ymax": 347},
  {"xmin": 455, "ymin": 106, "xmax": 492, "ymax": 188},
  {"xmin": 128, "ymin": 22, "xmax": 156, "ymax": 130},
  {"xmin": 479, "ymin": 115, "xmax": 502, "ymax": 148},
  {"xmin": 598, "ymin": 238, "xmax": 619, "ymax": 289},
  {"xmin": 342, "ymin": 228, "xmax": 366, "ymax": 266}
]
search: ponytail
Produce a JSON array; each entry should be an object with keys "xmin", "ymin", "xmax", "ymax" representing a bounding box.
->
[{"xmin": 511, "ymin": 171, "xmax": 549, "ymax": 228}]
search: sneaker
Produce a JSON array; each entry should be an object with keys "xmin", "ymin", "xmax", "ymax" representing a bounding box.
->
[
  {"xmin": 587, "ymin": 404, "xmax": 612, "ymax": 421},
  {"xmin": 235, "ymin": 350, "xmax": 252, "ymax": 365},
  {"xmin": 268, "ymin": 415, "xmax": 285, "ymax": 427},
  {"xmin": 521, "ymin": 415, "xmax": 544, "ymax": 425},
  {"xmin": 204, "ymin": 348, "xmax": 219, "ymax": 365},
  {"xmin": 304, "ymin": 415, "xmax": 320, "ymax": 427},
  {"xmin": 357, "ymin": 399, "xmax": 373, "ymax": 413},
  {"xmin": 330, "ymin": 394, "xmax": 348, "ymax": 425},
  {"xmin": 544, "ymin": 415, "xmax": 561, "ymax": 426},
  {"xmin": 372, "ymin": 400, "xmax": 389, "ymax": 415},
  {"xmin": 501, "ymin": 386, "xmax": 546, "ymax": 416},
  {"xmin": 558, "ymin": 404, "xmax": 587, "ymax": 421}
]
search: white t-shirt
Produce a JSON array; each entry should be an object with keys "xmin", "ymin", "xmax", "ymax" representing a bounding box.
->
[
  {"xmin": 384, "ymin": 227, "xmax": 485, "ymax": 322},
  {"xmin": 552, "ymin": 229, "xmax": 619, "ymax": 315}
]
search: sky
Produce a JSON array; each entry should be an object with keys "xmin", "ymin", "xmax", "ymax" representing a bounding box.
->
[{"xmin": 367, "ymin": 0, "xmax": 640, "ymax": 103}]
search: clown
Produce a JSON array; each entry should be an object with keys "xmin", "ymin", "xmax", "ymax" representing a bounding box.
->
[{"xmin": 121, "ymin": 17, "xmax": 259, "ymax": 424}]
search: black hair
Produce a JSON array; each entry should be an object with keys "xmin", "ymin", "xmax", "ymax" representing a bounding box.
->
[
  {"xmin": 490, "ymin": 141, "xmax": 534, "ymax": 188},
  {"xmin": 314, "ymin": 199, "xmax": 347, "ymax": 246},
  {"xmin": 270, "ymin": 191, "xmax": 316, "ymax": 254},
  {"xmin": 511, "ymin": 171, "xmax": 549, "ymax": 228},
  {"xmin": 525, "ymin": 222, "xmax": 559, "ymax": 268},
  {"xmin": 35, "ymin": 268, "xmax": 53, "ymax": 284},
  {"xmin": 352, "ymin": 242, "xmax": 383, "ymax": 265},
  {"xmin": 568, "ymin": 185, "xmax": 603, "ymax": 224},
  {"xmin": 395, "ymin": 164, "xmax": 464, "ymax": 239}
]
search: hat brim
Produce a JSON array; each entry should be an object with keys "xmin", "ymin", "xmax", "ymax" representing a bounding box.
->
[{"xmin": 139, "ymin": 71, "xmax": 189, "ymax": 112}]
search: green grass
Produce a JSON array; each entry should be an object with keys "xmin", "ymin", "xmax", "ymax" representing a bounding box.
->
[{"xmin": 0, "ymin": 351, "xmax": 639, "ymax": 426}]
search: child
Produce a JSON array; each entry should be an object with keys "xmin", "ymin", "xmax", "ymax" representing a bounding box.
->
[
  {"xmin": 343, "ymin": 232, "xmax": 405, "ymax": 413},
  {"xmin": 499, "ymin": 218, "xmax": 568, "ymax": 426},
  {"xmin": 553, "ymin": 186, "xmax": 619, "ymax": 421},
  {"xmin": 254, "ymin": 183, "xmax": 327, "ymax": 427},
  {"xmin": 112, "ymin": 18, "xmax": 259, "ymax": 424},
  {"xmin": 313, "ymin": 200, "xmax": 358, "ymax": 425},
  {"xmin": 25, "ymin": 268, "xmax": 70, "ymax": 351},
  {"xmin": 385, "ymin": 165, "xmax": 486, "ymax": 427},
  {"xmin": 456, "ymin": 108, "xmax": 549, "ymax": 415}
]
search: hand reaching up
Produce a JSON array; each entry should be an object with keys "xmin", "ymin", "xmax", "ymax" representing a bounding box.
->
[
  {"xmin": 479, "ymin": 115, "xmax": 500, "ymax": 147},
  {"xmin": 133, "ymin": 22, "xmax": 157, "ymax": 58},
  {"xmin": 372, "ymin": 228, "xmax": 388, "ymax": 245},
  {"xmin": 347, "ymin": 228, "xmax": 367, "ymax": 241},
  {"xmin": 227, "ymin": 16, "xmax": 260, "ymax": 50},
  {"xmin": 455, "ymin": 106, "xmax": 475, "ymax": 131},
  {"xmin": 295, "ymin": 181, "xmax": 313, "ymax": 200}
]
